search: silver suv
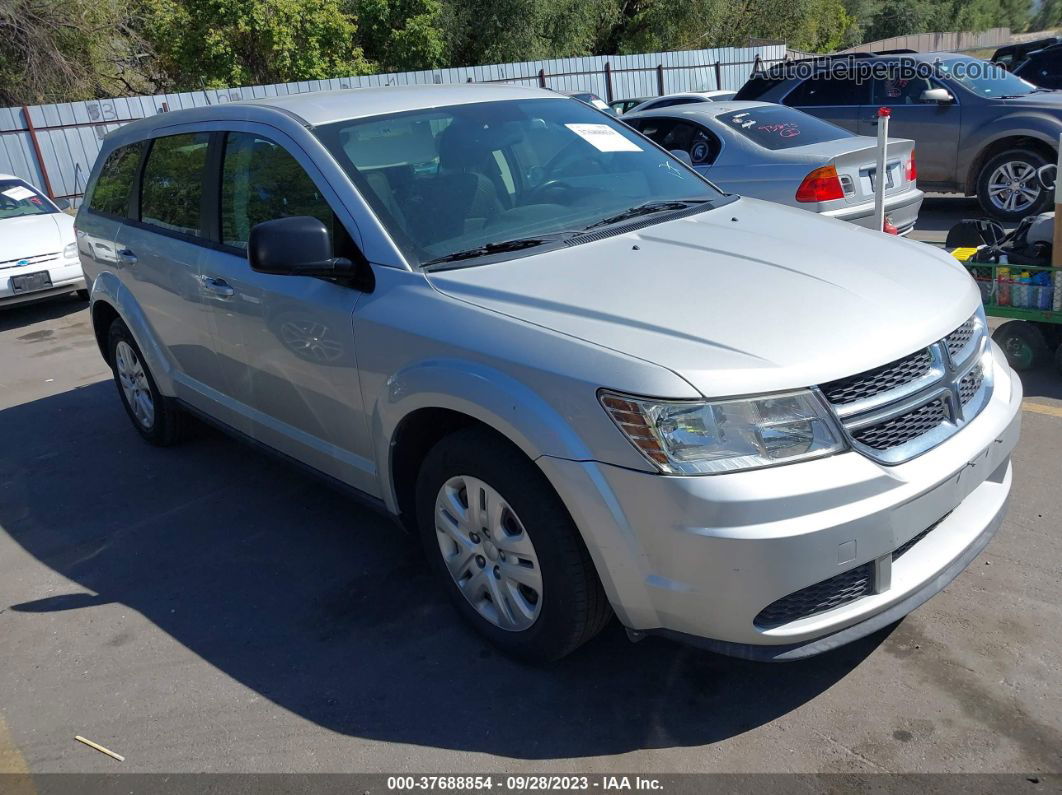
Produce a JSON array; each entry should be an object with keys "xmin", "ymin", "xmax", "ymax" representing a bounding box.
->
[{"xmin": 76, "ymin": 85, "xmax": 1022, "ymax": 662}]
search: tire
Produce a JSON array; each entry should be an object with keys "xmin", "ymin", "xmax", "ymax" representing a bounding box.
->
[
  {"xmin": 992, "ymin": 320, "xmax": 1049, "ymax": 371},
  {"xmin": 976, "ymin": 148, "xmax": 1052, "ymax": 221},
  {"xmin": 107, "ymin": 318, "xmax": 185, "ymax": 446},
  {"xmin": 415, "ymin": 427, "xmax": 611, "ymax": 662}
]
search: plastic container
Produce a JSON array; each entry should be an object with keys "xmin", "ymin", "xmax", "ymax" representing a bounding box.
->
[{"xmin": 997, "ymin": 265, "xmax": 1011, "ymax": 306}]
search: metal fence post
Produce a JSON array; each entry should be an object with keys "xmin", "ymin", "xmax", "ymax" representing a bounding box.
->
[
  {"xmin": 604, "ymin": 62, "xmax": 613, "ymax": 102},
  {"xmin": 538, "ymin": 69, "xmax": 546, "ymax": 88},
  {"xmin": 714, "ymin": 62, "xmax": 723, "ymax": 91},
  {"xmin": 21, "ymin": 105, "xmax": 55, "ymax": 199},
  {"xmin": 656, "ymin": 64, "xmax": 665, "ymax": 95}
]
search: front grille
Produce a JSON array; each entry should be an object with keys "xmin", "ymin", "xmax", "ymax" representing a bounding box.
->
[
  {"xmin": 945, "ymin": 317, "xmax": 976, "ymax": 360},
  {"xmin": 755, "ymin": 562, "xmax": 874, "ymax": 629},
  {"xmin": 821, "ymin": 349, "xmax": 932, "ymax": 406},
  {"xmin": 0, "ymin": 252, "xmax": 59, "ymax": 270},
  {"xmin": 959, "ymin": 365, "xmax": 983, "ymax": 405},
  {"xmin": 852, "ymin": 398, "xmax": 948, "ymax": 451}
]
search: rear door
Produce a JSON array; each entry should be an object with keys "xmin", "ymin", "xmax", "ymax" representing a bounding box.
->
[
  {"xmin": 197, "ymin": 128, "xmax": 375, "ymax": 492},
  {"xmin": 862, "ymin": 75, "xmax": 960, "ymax": 187},
  {"xmin": 111, "ymin": 132, "xmax": 225, "ymax": 412},
  {"xmin": 76, "ymin": 143, "xmax": 143, "ymax": 284},
  {"xmin": 782, "ymin": 72, "xmax": 870, "ymax": 133}
]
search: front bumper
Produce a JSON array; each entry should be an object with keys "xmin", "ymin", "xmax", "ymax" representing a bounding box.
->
[
  {"xmin": 824, "ymin": 187, "xmax": 924, "ymax": 235},
  {"xmin": 540, "ymin": 343, "xmax": 1022, "ymax": 659},
  {"xmin": 0, "ymin": 259, "xmax": 85, "ymax": 307}
]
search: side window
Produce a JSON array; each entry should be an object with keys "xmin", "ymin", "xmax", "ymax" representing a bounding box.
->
[
  {"xmin": 87, "ymin": 144, "xmax": 141, "ymax": 217},
  {"xmin": 140, "ymin": 133, "xmax": 210, "ymax": 237},
  {"xmin": 221, "ymin": 132, "xmax": 334, "ymax": 251},
  {"xmin": 870, "ymin": 76, "xmax": 933, "ymax": 105},
  {"xmin": 784, "ymin": 74, "xmax": 871, "ymax": 107},
  {"xmin": 631, "ymin": 118, "xmax": 718, "ymax": 164}
]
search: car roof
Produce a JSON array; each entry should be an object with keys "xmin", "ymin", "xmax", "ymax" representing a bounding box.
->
[
  {"xmin": 624, "ymin": 100, "xmax": 772, "ymax": 119},
  {"xmin": 0, "ymin": 173, "xmax": 22, "ymax": 181}
]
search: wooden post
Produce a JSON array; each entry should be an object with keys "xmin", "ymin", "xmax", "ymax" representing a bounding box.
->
[
  {"xmin": 603, "ymin": 62, "xmax": 613, "ymax": 102},
  {"xmin": 22, "ymin": 105, "xmax": 55, "ymax": 199},
  {"xmin": 714, "ymin": 62, "xmax": 723, "ymax": 91},
  {"xmin": 1053, "ymin": 132, "xmax": 1062, "ymax": 310},
  {"xmin": 538, "ymin": 69, "xmax": 546, "ymax": 89},
  {"xmin": 656, "ymin": 64, "xmax": 665, "ymax": 96}
]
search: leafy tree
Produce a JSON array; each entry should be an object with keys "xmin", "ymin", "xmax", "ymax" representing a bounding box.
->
[
  {"xmin": 140, "ymin": 0, "xmax": 371, "ymax": 90},
  {"xmin": 0, "ymin": 0, "xmax": 150, "ymax": 105},
  {"xmin": 354, "ymin": 0, "xmax": 447, "ymax": 71}
]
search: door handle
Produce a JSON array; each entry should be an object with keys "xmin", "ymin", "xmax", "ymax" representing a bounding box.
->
[
  {"xmin": 117, "ymin": 248, "xmax": 137, "ymax": 265},
  {"xmin": 201, "ymin": 276, "xmax": 235, "ymax": 298}
]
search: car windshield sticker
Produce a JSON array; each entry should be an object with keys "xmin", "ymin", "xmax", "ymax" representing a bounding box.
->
[
  {"xmin": 565, "ymin": 123, "xmax": 643, "ymax": 152},
  {"xmin": 590, "ymin": 99, "xmax": 610, "ymax": 110},
  {"xmin": 727, "ymin": 112, "xmax": 800, "ymax": 139},
  {"xmin": 2, "ymin": 186, "xmax": 35, "ymax": 201}
]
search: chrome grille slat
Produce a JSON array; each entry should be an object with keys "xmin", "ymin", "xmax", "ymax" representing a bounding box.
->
[
  {"xmin": 0, "ymin": 253, "xmax": 60, "ymax": 270},
  {"xmin": 819, "ymin": 313, "xmax": 991, "ymax": 464}
]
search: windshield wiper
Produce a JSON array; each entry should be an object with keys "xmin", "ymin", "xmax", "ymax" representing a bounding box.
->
[
  {"xmin": 580, "ymin": 199, "xmax": 712, "ymax": 232},
  {"xmin": 422, "ymin": 237, "xmax": 560, "ymax": 268}
]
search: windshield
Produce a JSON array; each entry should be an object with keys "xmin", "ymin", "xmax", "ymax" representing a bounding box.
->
[
  {"xmin": 938, "ymin": 58, "xmax": 1039, "ymax": 98},
  {"xmin": 717, "ymin": 105, "xmax": 853, "ymax": 150},
  {"xmin": 0, "ymin": 179, "xmax": 56, "ymax": 219},
  {"xmin": 314, "ymin": 98, "xmax": 725, "ymax": 267}
]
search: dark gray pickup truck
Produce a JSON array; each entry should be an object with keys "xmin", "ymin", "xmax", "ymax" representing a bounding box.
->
[{"xmin": 736, "ymin": 52, "xmax": 1062, "ymax": 220}]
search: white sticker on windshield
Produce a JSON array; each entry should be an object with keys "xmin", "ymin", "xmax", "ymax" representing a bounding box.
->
[
  {"xmin": 565, "ymin": 123, "xmax": 642, "ymax": 152},
  {"xmin": 590, "ymin": 99, "xmax": 610, "ymax": 110},
  {"xmin": 2, "ymin": 186, "xmax": 35, "ymax": 201}
]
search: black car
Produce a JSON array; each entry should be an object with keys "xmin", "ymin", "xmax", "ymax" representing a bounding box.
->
[
  {"xmin": 992, "ymin": 37, "xmax": 1062, "ymax": 71},
  {"xmin": 1012, "ymin": 43, "xmax": 1062, "ymax": 90}
]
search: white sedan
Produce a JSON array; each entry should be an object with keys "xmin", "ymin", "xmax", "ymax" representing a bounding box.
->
[{"xmin": 0, "ymin": 174, "xmax": 85, "ymax": 308}]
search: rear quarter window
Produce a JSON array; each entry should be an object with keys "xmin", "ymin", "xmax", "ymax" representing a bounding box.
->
[
  {"xmin": 717, "ymin": 106, "xmax": 852, "ymax": 150},
  {"xmin": 87, "ymin": 144, "xmax": 142, "ymax": 217}
]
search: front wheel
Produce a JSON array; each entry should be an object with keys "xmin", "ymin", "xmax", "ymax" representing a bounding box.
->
[
  {"xmin": 976, "ymin": 149, "xmax": 1051, "ymax": 221},
  {"xmin": 415, "ymin": 427, "xmax": 611, "ymax": 662}
]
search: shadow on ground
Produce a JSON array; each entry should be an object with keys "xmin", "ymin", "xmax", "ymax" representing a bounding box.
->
[
  {"xmin": 0, "ymin": 293, "xmax": 88, "ymax": 332},
  {"xmin": 0, "ymin": 381, "xmax": 887, "ymax": 759}
]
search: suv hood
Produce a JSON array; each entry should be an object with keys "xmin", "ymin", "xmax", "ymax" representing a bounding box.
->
[
  {"xmin": 428, "ymin": 198, "xmax": 980, "ymax": 398},
  {"xmin": 1, "ymin": 213, "xmax": 73, "ymax": 261}
]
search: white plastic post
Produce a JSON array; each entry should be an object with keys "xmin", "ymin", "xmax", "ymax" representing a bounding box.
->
[{"xmin": 874, "ymin": 106, "xmax": 891, "ymax": 233}]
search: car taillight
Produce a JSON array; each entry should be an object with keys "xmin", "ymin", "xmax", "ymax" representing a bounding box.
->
[
  {"xmin": 906, "ymin": 151, "xmax": 917, "ymax": 181},
  {"xmin": 795, "ymin": 165, "xmax": 844, "ymax": 202}
]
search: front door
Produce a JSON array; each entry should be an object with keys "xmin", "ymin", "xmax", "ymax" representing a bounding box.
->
[{"xmin": 198, "ymin": 129, "xmax": 375, "ymax": 493}]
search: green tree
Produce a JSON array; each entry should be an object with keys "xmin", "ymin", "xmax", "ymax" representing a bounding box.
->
[
  {"xmin": 354, "ymin": 0, "xmax": 447, "ymax": 72},
  {"xmin": 0, "ymin": 0, "xmax": 150, "ymax": 105},
  {"xmin": 141, "ymin": 0, "xmax": 371, "ymax": 90}
]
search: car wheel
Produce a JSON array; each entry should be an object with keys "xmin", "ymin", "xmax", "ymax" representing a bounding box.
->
[
  {"xmin": 107, "ymin": 318, "xmax": 185, "ymax": 446},
  {"xmin": 977, "ymin": 149, "xmax": 1051, "ymax": 221},
  {"xmin": 415, "ymin": 427, "xmax": 612, "ymax": 662},
  {"xmin": 992, "ymin": 320, "xmax": 1049, "ymax": 371}
]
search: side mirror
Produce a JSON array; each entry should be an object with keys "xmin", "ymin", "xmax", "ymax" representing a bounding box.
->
[
  {"xmin": 248, "ymin": 216, "xmax": 354, "ymax": 277},
  {"xmin": 54, "ymin": 198, "xmax": 70, "ymax": 210},
  {"xmin": 669, "ymin": 149, "xmax": 694, "ymax": 166},
  {"xmin": 920, "ymin": 87, "xmax": 954, "ymax": 104}
]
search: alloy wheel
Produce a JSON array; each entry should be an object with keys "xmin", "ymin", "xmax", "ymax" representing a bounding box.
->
[
  {"xmin": 987, "ymin": 161, "xmax": 1040, "ymax": 214},
  {"xmin": 115, "ymin": 340, "xmax": 155, "ymax": 429}
]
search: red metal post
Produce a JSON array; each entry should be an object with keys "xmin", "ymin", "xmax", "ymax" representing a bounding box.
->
[
  {"xmin": 604, "ymin": 62, "xmax": 613, "ymax": 102},
  {"xmin": 656, "ymin": 64, "xmax": 665, "ymax": 95},
  {"xmin": 538, "ymin": 69, "xmax": 547, "ymax": 88},
  {"xmin": 22, "ymin": 105, "xmax": 55, "ymax": 199},
  {"xmin": 714, "ymin": 62, "xmax": 723, "ymax": 91}
]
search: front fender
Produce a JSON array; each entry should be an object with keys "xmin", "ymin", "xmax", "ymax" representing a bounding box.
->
[
  {"xmin": 91, "ymin": 270, "xmax": 178, "ymax": 397},
  {"xmin": 372, "ymin": 358, "xmax": 597, "ymax": 513},
  {"xmin": 961, "ymin": 113, "xmax": 1062, "ymax": 184}
]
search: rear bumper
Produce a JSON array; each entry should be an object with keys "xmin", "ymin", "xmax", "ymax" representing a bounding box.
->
[
  {"xmin": 539, "ymin": 343, "xmax": 1021, "ymax": 659},
  {"xmin": 824, "ymin": 188, "xmax": 924, "ymax": 234}
]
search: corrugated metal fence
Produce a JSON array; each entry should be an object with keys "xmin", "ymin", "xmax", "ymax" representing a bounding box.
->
[{"xmin": 0, "ymin": 44, "xmax": 785, "ymax": 205}]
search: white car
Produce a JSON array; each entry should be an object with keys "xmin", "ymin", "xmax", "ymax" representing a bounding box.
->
[
  {"xmin": 0, "ymin": 174, "xmax": 86, "ymax": 308},
  {"xmin": 626, "ymin": 90, "xmax": 737, "ymax": 113}
]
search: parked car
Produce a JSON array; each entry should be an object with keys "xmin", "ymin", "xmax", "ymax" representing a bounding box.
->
[
  {"xmin": 992, "ymin": 37, "xmax": 1062, "ymax": 70},
  {"xmin": 0, "ymin": 174, "xmax": 85, "ymax": 308},
  {"xmin": 627, "ymin": 90, "xmax": 737, "ymax": 114},
  {"xmin": 557, "ymin": 90, "xmax": 616, "ymax": 115},
  {"xmin": 736, "ymin": 52, "xmax": 1062, "ymax": 220},
  {"xmin": 77, "ymin": 84, "xmax": 1021, "ymax": 663},
  {"xmin": 1011, "ymin": 43, "xmax": 1062, "ymax": 90},
  {"xmin": 609, "ymin": 96, "xmax": 652, "ymax": 115},
  {"xmin": 624, "ymin": 101, "xmax": 923, "ymax": 233}
]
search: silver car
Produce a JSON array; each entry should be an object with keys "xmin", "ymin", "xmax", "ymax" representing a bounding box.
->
[
  {"xmin": 624, "ymin": 102, "xmax": 924, "ymax": 233},
  {"xmin": 76, "ymin": 84, "xmax": 1021, "ymax": 662}
]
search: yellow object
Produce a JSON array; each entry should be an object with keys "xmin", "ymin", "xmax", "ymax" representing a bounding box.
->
[
  {"xmin": 951, "ymin": 247, "xmax": 978, "ymax": 261},
  {"xmin": 74, "ymin": 735, "xmax": 124, "ymax": 762}
]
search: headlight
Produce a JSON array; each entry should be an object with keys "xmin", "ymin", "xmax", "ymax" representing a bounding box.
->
[
  {"xmin": 600, "ymin": 389, "xmax": 847, "ymax": 474},
  {"xmin": 64, "ymin": 242, "xmax": 77, "ymax": 259}
]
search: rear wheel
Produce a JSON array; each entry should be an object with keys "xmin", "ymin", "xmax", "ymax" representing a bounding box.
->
[
  {"xmin": 415, "ymin": 427, "xmax": 611, "ymax": 662},
  {"xmin": 107, "ymin": 318, "xmax": 185, "ymax": 446},
  {"xmin": 976, "ymin": 149, "xmax": 1051, "ymax": 221},
  {"xmin": 993, "ymin": 320, "xmax": 1049, "ymax": 371}
]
